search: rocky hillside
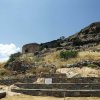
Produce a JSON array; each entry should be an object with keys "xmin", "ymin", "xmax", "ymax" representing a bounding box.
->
[
  {"xmin": 40, "ymin": 22, "xmax": 100, "ymax": 50},
  {"xmin": 0, "ymin": 22, "xmax": 100, "ymax": 78},
  {"xmin": 66, "ymin": 22, "xmax": 100, "ymax": 45}
]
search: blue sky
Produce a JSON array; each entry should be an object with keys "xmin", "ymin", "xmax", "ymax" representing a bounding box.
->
[{"xmin": 0, "ymin": 0, "xmax": 100, "ymax": 61}]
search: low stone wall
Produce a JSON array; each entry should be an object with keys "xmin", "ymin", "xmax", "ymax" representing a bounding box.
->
[
  {"xmin": 15, "ymin": 83, "xmax": 100, "ymax": 90},
  {"xmin": 0, "ymin": 77, "xmax": 100, "ymax": 85},
  {"xmin": 0, "ymin": 75, "xmax": 36, "ymax": 85},
  {"xmin": 52, "ymin": 77, "xmax": 100, "ymax": 83},
  {"xmin": 11, "ymin": 89, "xmax": 100, "ymax": 97},
  {"xmin": 11, "ymin": 77, "xmax": 100, "ymax": 97},
  {"xmin": 39, "ymin": 73, "xmax": 66, "ymax": 78}
]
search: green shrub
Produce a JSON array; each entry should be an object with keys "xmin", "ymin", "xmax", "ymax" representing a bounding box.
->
[
  {"xmin": 4, "ymin": 52, "xmax": 21, "ymax": 68},
  {"xmin": 60, "ymin": 50, "xmax": 78, "ymax": 59}
]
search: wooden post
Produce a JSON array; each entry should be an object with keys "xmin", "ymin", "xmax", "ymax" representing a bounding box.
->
[{"xmin": 64, "ymin": 92, "xmax": 65, "ymax": 100}]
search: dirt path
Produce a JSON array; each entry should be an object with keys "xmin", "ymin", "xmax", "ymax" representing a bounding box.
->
[{"xmin": 1, "ymin": 95, "xmax": 100, "ymax": 100}]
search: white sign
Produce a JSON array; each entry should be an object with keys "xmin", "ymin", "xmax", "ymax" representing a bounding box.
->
[{"xmin": 45, "ymin": 78, "xmax": 52, "ymax": 84}]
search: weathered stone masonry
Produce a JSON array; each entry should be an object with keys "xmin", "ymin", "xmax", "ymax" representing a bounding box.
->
[{"xmin": 22, "ymin": 43, "xmax": 40, "ymax": 54}]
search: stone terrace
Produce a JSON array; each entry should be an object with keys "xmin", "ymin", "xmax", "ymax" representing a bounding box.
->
[{"xmin": 11, "ymin": 73, "xmax": 100, "ymax": 97}]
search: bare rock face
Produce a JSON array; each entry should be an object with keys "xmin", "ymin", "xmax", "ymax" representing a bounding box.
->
[
  {"xmin": 35, "ymin": 78, "xmax": 45, "ymax": 84},
  {"xmin": 66, "ymin": 60, "xmax": 100, "ymax": 68},
  {"xmin": 66, "ymin": 71, "xmax": 81, "ymax": 78},
  {"xmin": 56, "ymin": 67, "xmax": 100, "ymax": 77},
  {"xmin": 56, "ymin": 68, "xmax": 81, "ymax": 78}
]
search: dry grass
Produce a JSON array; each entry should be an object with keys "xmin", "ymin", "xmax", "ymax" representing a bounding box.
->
[
  {"xmin": 0, "ymin": 63, "xmax": 5, "ymax": 68},
  {"xmin": 44, "ymin": 51, "xmax": 60, "ymax": 63},
  {"xmin": 64, "ymin": 51, "xmax": 100, "ymax": 65},
  {"xmin": 43, "ymin": 51, "xmax": 100, "ymax": 68},
  {"xmin": 0, "ymin": 63, "xmax": 11, "ymax": 77},
  {"xmin": 78, "ymin": 51, "xmax": 100, "ymax": 61},
  {"xmin": 1, "ymin": 50, "xmax": 100, "ymax": 69},
  {"xmin": 1, "ymin": 95, "xmax": 100, "ymax": 100},
  {"xmin": 0, "ymin": 50, "xmax": 100, "ymax": 76}
]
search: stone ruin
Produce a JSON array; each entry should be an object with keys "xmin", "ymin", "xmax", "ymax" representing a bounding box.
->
[
  {"xmin": 22, "ymin": 43, "xmax": 40, "ymax": 54},
  {"xmin": 21, "ymin": 22, "xmax": 100, "ymax": 54},
  {"xmin": 11, "ymin": 73, "xmax": 100, "ymax": 97}
]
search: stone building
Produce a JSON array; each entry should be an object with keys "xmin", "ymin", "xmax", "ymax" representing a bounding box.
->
[{"xmin": 22, "ymin": 43, "xmax": 40, "ymax": 54}]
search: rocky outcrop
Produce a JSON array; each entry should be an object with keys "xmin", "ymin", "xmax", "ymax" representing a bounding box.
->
[
  {"xmin": 66, "ymin": 60, "xmax": 100, "ymax": 68},
  {"xmin": 40, "ymin": 22, "xmax": 100, "ymax": 51},
  {"xmin": 22, "ymin": 22, "xmax": 100, "ymax": 53},
  {"xmin": 8, "ymin": 60, "xmax": 32, "ymax": 74},
  {"xmin": 40, "ymin": 39, "xmax": 63, "ymax": 50},
  {"xmin": 65, "ymin": 22, "xmax": 100, "ymax": 46}
]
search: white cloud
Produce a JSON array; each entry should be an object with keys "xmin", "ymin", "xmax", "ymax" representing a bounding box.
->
[{"xmin": 0, "ymin": 43, "xmax": 20, "ymax": 62}]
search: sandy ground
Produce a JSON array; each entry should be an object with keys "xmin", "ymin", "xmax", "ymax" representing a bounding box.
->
[
  {"xmin": 0, "ymin": 85, "xmax": 100, "ymax": 100},
  {"xmin": 1, "ymin": 95, "xmax": 100, "ymax": 100}
]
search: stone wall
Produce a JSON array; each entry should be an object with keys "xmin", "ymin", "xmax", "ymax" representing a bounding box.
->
[
  {"xmin": 52, "ymin": 77, "xmax": 100, "ymax": 83},
  {"xmin": 11, "ymin": 89, "xmax": 100, "ymax": 97},
  {"xmin": 0, "ymin": 75, "xmax": 36, "ymax": 85},
  {"xmin": 15, "ymin": 83, "xmax": 100, "ymax": 89},
  {"xmin": 11, "ymin": 77, "xmax": 100, "ymax": 97},
  {"xmin": 22, "ymin": 43, "xmax": 39, "ymax": 54},
  {"xmin": 0, "ymin": 75, "xmax": 100, "ymax": 85},
  {"xmin": 39, "ymin": 73, "xmax": 66, "ymax": 78}
]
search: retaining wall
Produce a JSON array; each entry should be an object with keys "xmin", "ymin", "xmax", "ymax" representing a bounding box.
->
[
  {"xmin": 0, "ymin": 75, "xmax": 36, "ymax": 85},
  {"xmin": 11, "ymin": 89, "xmax": 100, "ymax": 97},
  {"xmin": 52, "ymin": 77, "xmax": 100, "ymax": 83},
  {"xmin": 15, "ymin": 83, "xmax": 100, "ymax": 89}
]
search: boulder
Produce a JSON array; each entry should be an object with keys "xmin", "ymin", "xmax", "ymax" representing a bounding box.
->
[
  {"xmin": 35, "ymin": 78, "xmax": 45, "ymax": 84},
  {"xmin": 0, "ymin": 91, "xmax": 6, "ymax": 99},
  {"xmin": 56, "ymin": 68, "xmax": 81, "ymax": 78},
  {"xmin": 66, "ymin": 71, "xmax": 81, "ymax": 78}
]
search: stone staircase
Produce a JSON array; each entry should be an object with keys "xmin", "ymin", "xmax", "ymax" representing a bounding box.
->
[{"xmin": 11, "ymin": 74, "xmax": 100, "ymax": 97}]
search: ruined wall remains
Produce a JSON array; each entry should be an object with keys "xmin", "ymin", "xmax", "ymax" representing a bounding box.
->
[{"xmin": 22, "ymin": 43, "xmax": 39, "ymax": 54}]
